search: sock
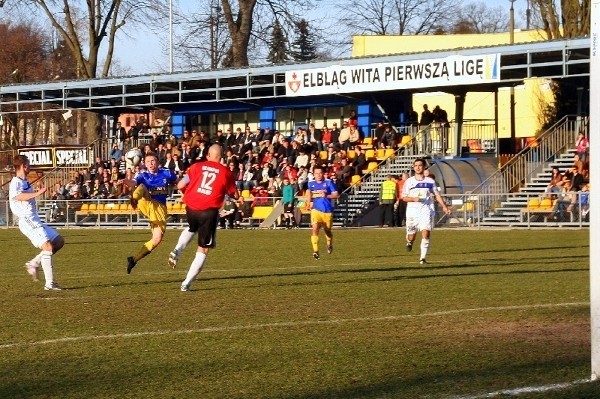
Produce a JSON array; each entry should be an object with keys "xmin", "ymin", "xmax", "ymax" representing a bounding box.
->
[
  {"xmin": 40, "ymin": 250, "xmax": 54, "ymax": 285},
  {"xmin": 30, "ymin": 252, "xmax": 43, "ymax": 266},
  {"xmin": 174, "ymin": 229, "xmax": 195, "ymax": 255},
  {"xmin": 311, "ymin": 235, "xmax": 319, "ymax": 252},
  {"xmin": 420, "ymin": 237, "xmax": 430, "ymax": 260},
  {"xmin": 134, "ymin": 240, "xmax": 154, "ymax": 263},
  {"xmin": 324, "ymin": 229, "xmax": 332, "ymax": 246},
  {"xmin": 182, "ymin": 252, "xmax": 207, "ymax": 286}
]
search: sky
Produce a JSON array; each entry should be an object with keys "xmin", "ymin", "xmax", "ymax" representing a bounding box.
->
[{"xmin": 114, "ymin": 0, "xmax": 532, "ymax": 76}]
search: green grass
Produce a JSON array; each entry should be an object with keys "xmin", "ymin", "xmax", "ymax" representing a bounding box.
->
[{"xmin": 0, "ymin": 227, "xmax": 596, "ymax": 399}]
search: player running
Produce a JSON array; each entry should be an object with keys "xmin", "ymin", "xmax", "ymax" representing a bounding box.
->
[
  {"xmin": 402, "ymin": 158, "xmax": 451, "ymax": 264},
  {"xmin": 122, "ymin": 152, "xmax": 177, "ymax": 274},
  {"xmin": 306, "ymin": 165, "xmax": 339, "ymax": 260},
  {"xmin": 169, "ymin": 144, "xmax": 238, "ymax": 291},
  {"xmin": 9, "ymin": 155, "xmax": 65, "ymax": 290}
]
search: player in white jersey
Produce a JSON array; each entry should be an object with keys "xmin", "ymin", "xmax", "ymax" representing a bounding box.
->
[
  {"xmin": 402, "ymin": 158, "xmax": 450, "ymax": 264},
  {"xmin": 9, "ymin": 155, "xmax": 65, "ymax": 290}
]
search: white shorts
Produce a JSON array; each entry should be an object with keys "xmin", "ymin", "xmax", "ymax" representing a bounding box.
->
[
  {"xmin": 406, "ymin": 213, "xmax": 434, "ymax": 235},
  {"xmin": 18, "ymin": 216, "xmax": 60, "ymax": 249}
]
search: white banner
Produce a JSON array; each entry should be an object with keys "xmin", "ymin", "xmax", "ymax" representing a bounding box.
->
[{"xmin": 285, "ymin": 54, "xmax": 500, "ymax": 97}]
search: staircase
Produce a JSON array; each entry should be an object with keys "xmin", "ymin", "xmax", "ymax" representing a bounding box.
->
[
  {"xmin": 334, "ymin": 154, "xmax": 418, "ymax": 226},
  {"xmin": 469, "ymin": 115, "xmax": 588, "ymax": 227},
  {"xmin": 479, "ymin": 150, "xmax": 577, "ymax": 226}
]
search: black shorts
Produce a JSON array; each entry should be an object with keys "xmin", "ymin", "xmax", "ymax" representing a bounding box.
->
[
  {"xmin": 186, "ymin": 207, "xmax": 219, "ymax": 248},
  {"xmin": 283, "ymin": 202, "xmax": 295, "ymax": 213}
]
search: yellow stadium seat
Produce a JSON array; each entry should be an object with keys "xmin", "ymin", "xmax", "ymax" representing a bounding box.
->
[
  {"xmin": 376, "ymin": 149, "xmax": 386, "ymax": 159},
  {"xmin": 362, "ymin": 161, "xmax": 378, "ymax": 174},
  {"xmin": 400, "ymin": 135, "xmax": 412, "ymax": 147},
  {"xmin": 241, "ymin": 189, "xmax": 251, "ymax": 199},
  {"xmin": 167, "ymin": 202, "xmax": 175, "ymax": 212},
  {"xmin": 88, "ymin": 203, "xmax": 98, "ymax": 211},
  {"xmin": 346, "ymin": 150, "xmax": 356, "ymax": 160},
  {"xmin": 365, "ymin": 149, "xmax": 376, "ymax": 160},
  {"xmin": 384, "ymin": 148, "xmax": 395, "ymax": 158},
  {"xmin": 350, "ymin": 175, "xmax": 361, "ymax": 186},
  {"xmin": 79, "ymin": 203, "xmax": 90, "ymax": 212},
  {"xmin": 362, "ymin": 137, "xmax": 373, "ymax": 146},
  {"xmin": 526, "ymin": 199, "xmax": 540, "ymax": 209},
  {"xmin": 539, "ymin": 198, "xmax": 553, "ymax": 210},
  {"xmin": 319, "ymin": 151, "xmax": 328, "ymax": 160}
]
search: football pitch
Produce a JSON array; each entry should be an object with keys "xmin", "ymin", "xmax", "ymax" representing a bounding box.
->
[{"xmin": 0, "ymin": 227, "xmax": 597, "ymax": 399}]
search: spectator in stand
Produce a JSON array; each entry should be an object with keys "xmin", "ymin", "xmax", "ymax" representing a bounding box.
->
[
  {"xmin": 91, "ymin": 156, "xmax": 107, "ymax": 179},
  {"xmin": 80, "ymin": 180, "xmax": 93, "ymax": 199},
  {"xmin": 407, "ymin": 107, "xmax": 419, "ymax": 127},
  {"xmin": 554, "ymin": 180, "xmax": 578, "ymax": 221},
  {"xmin": 293, "ymin": 127, "xmax": 307, "ymax": 146},
  {"xmin": 235, "ymin": 196, "xmax": 252, "ymax": 227},
  {"xmin": 214, "ymin": 129, "xmax": 226, "ymax": 149},
  {"xmin": 321, "ymin": 125, "xmax": 332, "ymax": 149},
  {"xmin": 572, "ymin": 153, "xmax": 585, "ymax": 174},
  {"xmin": 352, "ymin": 146, "xmax": 368, "ymax": 176},
  {"xmin": 218, "ymin": 196, "xmax": 237, "ymax": 229},
  {"xmin": 115, "ymin": 122, "xmax": 127, "ymax": 150},
  {"xmin": 179, "ymin": 143, "xmax": 193, "ymax": 169},
  {"xmin": 234, "ymin": 127, "xmax": 246, "ymax": 155},
  {"xmin": 545, "ymin": 167, "xmax": 564, "ymax": 199},
  {"xmin": 373, "ymin": 121, "xmax": 386, "ymax": 148},
  {"xmin": 198, "ymin": 130, "xmax": 210, "ymax": 145},
  {"xmin": 149, "ymin": 132, "xmax": 162, "ymax": 152},
  {"xmin": 282, "ymin": 162, "xmax": 298, "ymax": 182},
  {"xmin": 297, "ymin": 165, "xmax": 309, "ymax": 191},
  {"xmin": 277, "ymin": 138, "xmax": 295, "ymax": 165},
  {"xmin": 433, "ymin": 105, "xmax": 450, "ymax": 152},
  {"xmin": 576, "ymin": 132, "xmax": 589, "ymax": 164},
  {"xmin": 381, "ymin": 124, "xmax": 398, "ymax": 149},
  {"xmin": 261, "ymin": 126, "xmax": 274, "ymax": 148},
  {"xmin": 65, "ymin": 179, "xmax": 79, "ymax": 198},
  {"xmin": 251, "ymin": 183, "xmax": 271, "ymax": 206},
  {"xmin": 224, "ymin": 128, "xmax": 236, "ymax": 150},
  {"xmin": 348, "ymin": 110, "xmax": 358, "ymax": 127},
  {"xmin": 307, "ymin": 123, "xmax": 323, "ymax": 152},
  {"xmin": 338, "ymin": 121, "xmax": 351, "ymax": 150},
  {"xmin": 156, "ymin": 143, "xmax": 167, "ymax": 165},
  {"xmin": 109, "ymin": 180, "xmax": 122, "ymax": 199},
  {"xmin": 336, "ymin": 158, "xmax": 353, "ymax": 184},
  {"xmin": 247, "ymin": 127, "xmax": 262, "ymax": 153},
  {"xmin": 330, "ymin": 122, "xmax": 341, "ymax": 150},
  {"xmin": 109, "ymin": 143, "xmax": 122, "ymax": 162},
  {"xmin": 165, "ymin": 141, "xmax": 180, "ymax": 157},
  {"xmin": 180, "ymin": 130, "xmax": 192, "ymax": 149},
  {"xmin": 420, "ymin": 104, "xmax": 435, "ymax": 153},
  {"xmin": 110, "ymin": 166, "xmax": 120, "ymax": 183},
  {"xmin": 348, "ymin": 125, "xmax": 361, "ymax": 149},
  {"xmin": 294, "ymin": 148, "xmax": 309, "ymax": 169}
]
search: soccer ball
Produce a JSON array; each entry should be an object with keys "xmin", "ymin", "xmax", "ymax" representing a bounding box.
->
[{"xmin": 126, "ymin": 148, "xmax": 143, "ymax": 170}]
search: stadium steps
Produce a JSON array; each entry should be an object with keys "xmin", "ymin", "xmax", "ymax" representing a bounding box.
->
[
  {"xmin": 333, "ymin": 154, "xmax": 418, "ymax": 226},
  {"xmin": 480, "ymin": 150, "xmax": 579, "ymax": 226}
]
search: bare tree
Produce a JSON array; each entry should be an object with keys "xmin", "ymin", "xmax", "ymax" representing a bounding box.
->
[
  {"xmin": 452, "ymin": 2, "xmax": 509, "ymax": 34},
  {"xmin": 530, "ymin": 0, "xmax": 590, "ymax": 39},
  {"xmin": 176, "ymin": 0, "xmax": 321, "ymax": 69},
  {"xmin": 334, "ymin": 0, "xmax": 458, "ymax": 37},
  {"xmin": 9, "ymin": 1, "xmax": 160, "ymax": 79}
]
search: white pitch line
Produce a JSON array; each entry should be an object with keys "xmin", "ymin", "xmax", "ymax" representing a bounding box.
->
[
  {"xmin": 447, "ymin": 378, "xmax": 591, "ymax": 399},
  {"xmin": 0, "ymin": 301, "xmax": 587, "ymax": 350}
]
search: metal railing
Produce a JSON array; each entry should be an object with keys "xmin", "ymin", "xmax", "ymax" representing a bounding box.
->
[
  {"xmin": 468, "ymin": 115, "xmax": 586, "ymax": 210},
  {"xmin": 0, "ymin": 191, "xmax": 589, "ymax": 230}
]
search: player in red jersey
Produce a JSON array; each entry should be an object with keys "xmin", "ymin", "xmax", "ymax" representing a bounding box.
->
[{"xmin": 169, "ymin": 144, "xmax": 238, "ymax": 291}]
